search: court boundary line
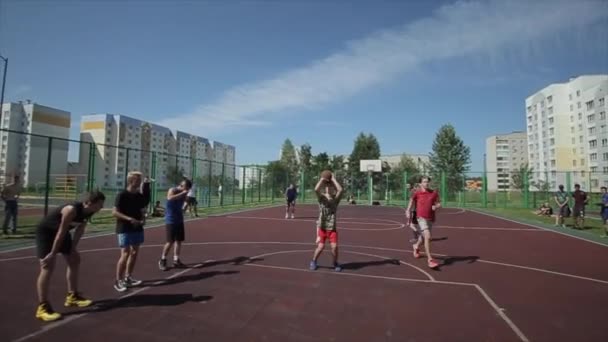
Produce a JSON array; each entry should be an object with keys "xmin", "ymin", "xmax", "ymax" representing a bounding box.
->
[
  {"xmin": 11, "ymin": 262, "xmax": 204, "ymax": 342},
  {"xmin": 248, "ymin": 249, "xmax": 435, "ymax": 281},
  {"xmin": 243, "ymin": 262, "xmax": 528, "ymax": 342},
  {"xmin": 469, "ymin": 209, "xmax": 608, "ymax": 248},
  {"xmin": 0, "ymin": 204, "xmax": 282, "ymax": 254},
  {"xmin": 2, "ymin": 241, "xmax": 606, "ymax": 285}
]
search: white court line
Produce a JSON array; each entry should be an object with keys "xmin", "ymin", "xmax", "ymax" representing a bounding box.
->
[
  {"xmin": 226, "ymin": 215, "xmax": 404, "ymax": 226},
  {"xmin": 0, "ymin": 204, "xmax": 282, "ymax": 254},
  {"xmin": 11, "ymin": 263, "xmax": 203, "ymax": 342},
  {"xmin": 468, "ymin": 209, "xmax": 608, "ymax": 248},
  {"xmin": 249, "ymin": 249, "xmax": 435, "ymax": 281},
  {"xmin": 436, "ymin": 225, "xmax": 544, "ymax": 231},
  {"xmin": 226, "ymin": 215, "xmax": 405, "ymax": 231},
  {"xmin": 3, "ymin": 240, "xmax": 605, "ymax": 286},
  {"xmin": 243, "ymin": 263, "xmax": 528, "ymax": 342}
]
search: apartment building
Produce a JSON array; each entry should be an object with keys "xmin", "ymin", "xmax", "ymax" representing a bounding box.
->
[
  {"xmin": 79, "ymin": 114, "xmax": 236, "ymax": 189},
  {"xmin": 0, "ymin": 101, "xmax": 70, "ymax": 187},
  {"xmin": 80, "ymin": 114, "xmax": 176, "ymax": 189},
  {"xmin": 380, "ymin": 154, "xmax": 430, "ymax": 173},
  {"xmin": 485, "ymin": 132, "xmax": 528, "ymax": 191},
  {"xmin": 526, "ymin": 75, "xmax": 608, "ymax": 191}
]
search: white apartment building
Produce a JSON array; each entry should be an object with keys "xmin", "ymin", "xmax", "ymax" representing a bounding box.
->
[
  {"xmin": 485, "ymin": 132, "xmax": 528, "ymax": 191},
  {"xmin": 174, "ymin": 131, "xmax": 213, "ymax": 180},
  {"xmin": 238, "ymin": 165, "xmax": 263, "ymax": 190},
  {"xmin": 79, "ymin": 114, "xmax": 236, "ymax": 189},
  {"xmin": 0, "ymin": 101, "xmax": 70, "ymax": 187},
  {"xmin": 380, "ymin": 154, "xmax": 430, "ymax": 173},
  {"xmin": 213, "ymin": 141, "xmax": 236, "ymax": 181},
  {"xmin": 79, "ymin": 114, "xmax": 176, "ymax": 189},
  {"xmin": 526, "ymin": 75, "xmax": 608, "ymax": 191}
]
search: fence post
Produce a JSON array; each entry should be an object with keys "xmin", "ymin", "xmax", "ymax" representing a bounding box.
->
[
  {"xmin": 151, "ymin": 152, "xmax": 157, "ymax": 210},
  {"xmin": 220, "ymin": 162, "xmax": 225, "ymax": 206},
  {"xmin": 124, "ymin": 148, "xmax": 130, "ymax": 186},
  {"xmin": 403, "ymin": 171, "xmax": 407, "ymax": 204},
  {"xmin": 232, "ymin": 165, "xmax": 236, "ymax": 205},
  {"xmin": 207, "ymin": 161, "xmax": 213, "ymax": 207},
  {"xmin": 258, "ymin": 167, "xmax": 262, "ymax": 203},
  {"xmin": 242, "ymin": 166, "xmax": 246, "ymax": 205},
  {"xmin": 523, "ymin": 171, "xmax": 529, "ymax": 208},
  {"xmin": 87, "ymin": 142, "xmax": 95, "ymax": 191},
  {"xmin": 566, "ymin": 171, "xmax": 572, "ymax": 194},
  {"xmin": 482, "ymin": 171, "xmax": 488, "ymax": 208},
  {"xmin": 440, "ymin": 171, "xmax": 447, "ymax": 205},
  {"xmin": 44, "ymin": 137, "xmax": 54, "ymax": 216}
]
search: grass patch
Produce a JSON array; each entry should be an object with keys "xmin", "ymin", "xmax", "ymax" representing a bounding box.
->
[
  {"xmin": 0, "ymin": 201, "xmax": 277, "ymax": 251},
  {"xmin": 474, "ymin": 207, "xmax": 608, "ymax": 244}
]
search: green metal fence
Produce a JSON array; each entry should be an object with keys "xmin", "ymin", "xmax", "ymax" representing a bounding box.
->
[{"xmin": 1, "ymin": 128, "xmax": 607, "ymax": 233}]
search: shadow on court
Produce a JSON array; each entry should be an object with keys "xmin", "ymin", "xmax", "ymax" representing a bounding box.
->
[
  {"xmin": 340, "ymin": 259, "xmax": 401, "ymax": 270},
  {"xmin": 64, "ymin": 294, "xmax": 213, "ymax": 316}
]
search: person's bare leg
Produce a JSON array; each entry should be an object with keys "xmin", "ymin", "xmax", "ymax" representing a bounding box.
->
[
  {"xmin": 422, "ymin": 229, "xmax": 433, "ymax": 261},
  {"xmin": 313, "ymin": 243, "xmax": 325, "ymax": 261},
  {"xmin": 37, "ymin": 259, "xmax": 56, "ymax": 303},
  {"xmin": 65, "ymin": 252, "xmax": 81, "ymax": 293},
  {"xmin": 161, "ymin": 242, "xmax": 173, "ymax": 259},
  {"xmin": 126, "ymin": 245, "xmax": 140, "ymax": 277},
  {"xmin": 116, "ymin": 248, "xmax": 129, "ymax": 281},
  {"xmin": 330, "ymin": 243, "xmax": 338, "ymax": 264}
]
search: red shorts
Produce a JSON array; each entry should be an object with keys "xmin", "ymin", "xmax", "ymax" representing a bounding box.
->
[{"xmin": 317, "ymin": 228, "xmax": 338, "ymax": 244}]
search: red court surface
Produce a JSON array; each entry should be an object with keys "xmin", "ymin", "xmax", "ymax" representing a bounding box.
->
[{"xmin": 1, "ymin": 204, "xmax": 607, "ymax": 342}]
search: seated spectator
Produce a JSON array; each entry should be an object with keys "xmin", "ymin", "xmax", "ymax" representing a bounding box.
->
[
  {"xmin": 151, "ymin": 201, "xmax": 165, "ymax": 217},
  {"xmin": 536, "ymin": 202, "xmax": 553, "ymax": 216}
]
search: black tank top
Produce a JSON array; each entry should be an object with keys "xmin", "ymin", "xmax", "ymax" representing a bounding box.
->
[{"xmin": 37, "ymin": 202, "xmax": 92, "ymax": 232}]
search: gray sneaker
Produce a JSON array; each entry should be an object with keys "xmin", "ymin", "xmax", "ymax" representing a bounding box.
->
[{"xmin": 114, "ymin": 279, "xmax": 128, "ymax": 292}]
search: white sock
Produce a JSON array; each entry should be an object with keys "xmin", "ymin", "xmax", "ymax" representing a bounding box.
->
[{"xmin": 173, "ymin": 255, "xmax": 179, "ymax": 261}]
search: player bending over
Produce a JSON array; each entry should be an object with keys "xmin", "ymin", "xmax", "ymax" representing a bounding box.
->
[{"xmin": 35, "ymin": 191, "xmax": 106, "ymax": 321}]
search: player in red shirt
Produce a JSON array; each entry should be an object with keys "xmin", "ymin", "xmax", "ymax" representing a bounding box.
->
[{"xmin": 406, "ymin": 176, "xmax": 441, "ymax": 269}]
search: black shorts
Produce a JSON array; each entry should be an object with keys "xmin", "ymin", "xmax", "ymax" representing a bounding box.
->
[
  {"xmin": 573, "ymin": 206, "xmax": 585, "ymax": 218},
  {"xmin": 409, "ymin": 210, "xmax": 418, "ymax": 225},
  {"xmin": 286, "ymin": 199, "xmax": 296, "ymax": 206},
  {"xmin": 559, "ymin": 205, "xmax": 570, "ymax": 217},
  {"xmin": 166, "ymin": 222, "xmax": 185, "ymax": 242},
  {"xmin": 36, "ymin": 228, "xmax": 72, "ymax": 259},
  {"xmin": 186, "ymin": 197, "xmax": 197, "ymax": 205}
]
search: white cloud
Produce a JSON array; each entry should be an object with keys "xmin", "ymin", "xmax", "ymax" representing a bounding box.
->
[{"xmin": 158, "ymin": 0, "xmax": 608, "ymax": 135}]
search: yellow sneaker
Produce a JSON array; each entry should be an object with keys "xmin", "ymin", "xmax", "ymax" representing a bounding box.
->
[
  {"xmin": 64, "ymin": 292, "xmax": 93, "ymax": 308},
  {"xmin": 35, "ymin": 302, "xmax": 62, "ymax": 322}
]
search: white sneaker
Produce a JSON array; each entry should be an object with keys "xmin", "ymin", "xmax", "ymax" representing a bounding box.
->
[
  {"xmin": 290, "ymin": 214, "xmax": 294, "ymax": 219},
  {"xmin": 285, "ymin": 213, "xmax": 289, "ymax": 219}
]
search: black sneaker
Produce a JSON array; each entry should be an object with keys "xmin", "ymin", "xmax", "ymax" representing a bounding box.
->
[
  {"xmin": 173, "ymin": 259, "xmax": 186, "ymax": 268},
  {"xmin": 159, "ymin": 259, "xmax": 168, "ymax": 271},
  {"xmin": 124, "ymin": 276, "xmax": 142, "ymax": 287}
]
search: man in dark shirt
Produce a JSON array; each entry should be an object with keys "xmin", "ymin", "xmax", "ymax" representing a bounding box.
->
[
  {"xmin": 572, "ymin": 184, "xmax": 588, "ymax": 229},
  {"xmin": 34, "ymin": 190, "xmax": 106, "ymax": 322},
  {"xmin": 285, "ymin": 184, "xmax": 298, "ymax": 219},
  {"xmin": 113, "ymin": 171, "xmax": 147, "ymax": 292}
]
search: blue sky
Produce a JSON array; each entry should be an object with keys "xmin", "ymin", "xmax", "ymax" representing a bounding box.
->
[{"xmin": 1, "ymin": 0, "xmax": 607, "ymax": 171}]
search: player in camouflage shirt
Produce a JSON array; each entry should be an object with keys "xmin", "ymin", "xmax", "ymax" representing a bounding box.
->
[{"xmin": 310, "ymin": 172, "xmax": 343, "ymax": 272}]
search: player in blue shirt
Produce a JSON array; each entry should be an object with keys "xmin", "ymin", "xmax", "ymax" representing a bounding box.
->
[{"xmin": 158, "ymin": 178, "xmax": 191, "ymax": 270}]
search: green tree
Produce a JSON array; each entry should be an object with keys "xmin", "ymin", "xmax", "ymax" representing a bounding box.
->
[
  {"xmin": 330, "ymin": 155, "xmax": 347, "ymax": 183},
  {"xmin": 348, "ymin": 132, "xmax": 381, "ymax": 193},
  {"xmin": 428, "ymin": 124, "xmax": 471, "ymax": 198},
  {"xmin": 280, "ymin": 139, "xmax": 299, "ymax": 183},
  {"xmin": 312, "ymin": 152, "xmax": 330, "ymax": 179},
  {"xmin": 511, "ymin": 163, "xmax": 533, "ymax": 190},
  {"xmin": 299, "ymin": 143, "xmax": 313, "ymax": 174},
  {"xmin": 264, "ymin": 161, "xmax": 289, "ymax": 196},
  {"xmin": 388, "ymin": 154, "xmax": 422, "ymax": 192}
]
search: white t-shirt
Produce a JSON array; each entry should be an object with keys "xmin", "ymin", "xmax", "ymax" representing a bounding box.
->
[{"xmin": 187, "ymin": 185, "xmax": 196, "ymax": 198}]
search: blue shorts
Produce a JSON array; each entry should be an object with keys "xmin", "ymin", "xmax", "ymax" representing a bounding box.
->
[
  {"xmin": 117, "ymin": 232, "xmax": 144, "ymax": 248},
  {"xmin": 602, "ymin": 209, "xmax": 608, "ymax": 222}
]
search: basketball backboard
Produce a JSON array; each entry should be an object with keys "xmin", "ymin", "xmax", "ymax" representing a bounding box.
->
[{"xmin": 359, "ymin": 159, "xmax": 382, "ymax": 173}]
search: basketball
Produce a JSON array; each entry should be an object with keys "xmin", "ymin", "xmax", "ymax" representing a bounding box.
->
[{"xmin": 321, "ymin": 170, "xmax": 332, "ymax": 181}]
